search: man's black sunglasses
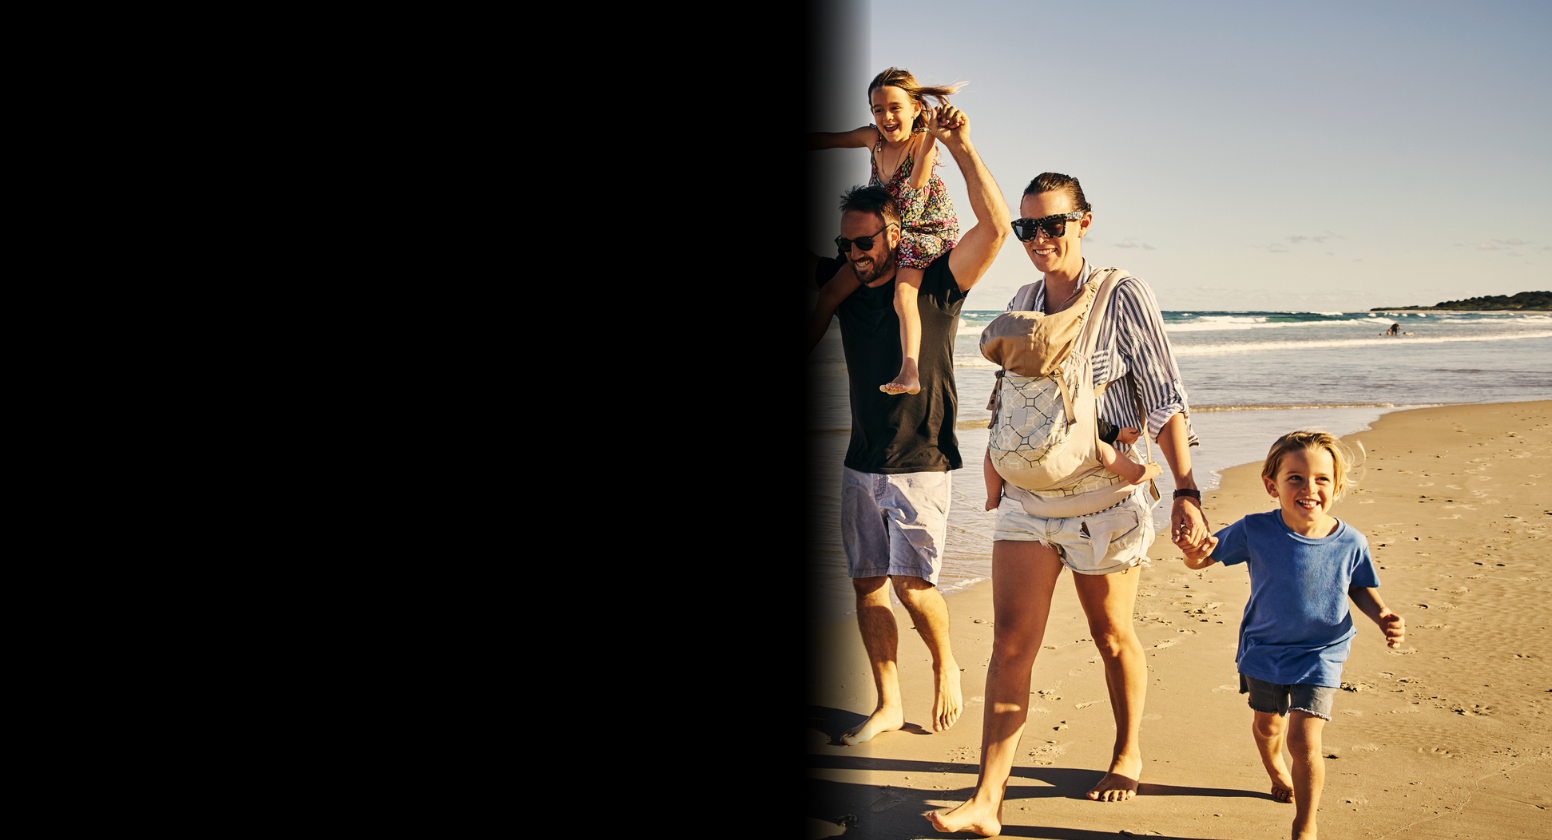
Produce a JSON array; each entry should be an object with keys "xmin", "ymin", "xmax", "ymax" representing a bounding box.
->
[
  {"xmin": 1011, "ymin": 212, "xmax": 1085, "ymax": 242},
  {"xmin": 835, "ymin": 223, "xmax": 899, "ymax": 255}
]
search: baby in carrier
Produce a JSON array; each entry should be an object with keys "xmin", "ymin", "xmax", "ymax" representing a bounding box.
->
[{"xmin": 979, "ymin": 274, "xmax": 1162, "ymax": 511}]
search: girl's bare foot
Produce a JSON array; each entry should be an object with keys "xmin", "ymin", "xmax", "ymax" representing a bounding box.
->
[
  {"xmin": 842, "ymin": 705, "xmax": 903, "ymax": 746},
  {"xmin": 926, "ymin": 799, "xmax": 1001, "ymax": 836}
]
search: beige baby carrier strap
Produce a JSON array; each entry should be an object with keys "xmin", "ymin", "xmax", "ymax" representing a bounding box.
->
[{"xmin": 983, "ymin": 268, "xmax": 1156, "ymax": 519}]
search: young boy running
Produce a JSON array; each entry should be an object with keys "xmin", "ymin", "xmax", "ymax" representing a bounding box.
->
[{"xmin": 1182, "ymin": 430, "xmax": 1405, "ymax": 840}]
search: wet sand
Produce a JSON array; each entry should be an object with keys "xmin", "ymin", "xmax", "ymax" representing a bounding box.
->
[{"xmin": 805, "ymin": 400, "xmax": 1550, "ymax": 839}]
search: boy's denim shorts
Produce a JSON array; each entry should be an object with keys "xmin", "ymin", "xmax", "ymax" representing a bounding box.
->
[
  {"xmin": 840, "ymin": 467, "xmax": 950, "ymax": 584},
  {"xmin": 1240, "ymin": 674, "xmax": 1336, "ymax": 721},
  {"xmin": 991, "ymin": 487, "xmax": 1154, "ymax": 575}
]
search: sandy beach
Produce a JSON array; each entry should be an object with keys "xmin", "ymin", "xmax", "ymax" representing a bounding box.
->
[{"xmin": 805, "ymin": 400, "xmax": 1550, "ymax": 839}]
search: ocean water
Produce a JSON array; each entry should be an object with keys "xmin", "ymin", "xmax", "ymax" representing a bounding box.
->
[{"xmin": 806, "ymin": 309, "xmax": 1552, "ymax": 624}]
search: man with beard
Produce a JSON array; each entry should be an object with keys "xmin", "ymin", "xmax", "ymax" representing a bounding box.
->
[{"xmin": 806, "ymin": 104, "xmax": 1008, "ymax": 744}]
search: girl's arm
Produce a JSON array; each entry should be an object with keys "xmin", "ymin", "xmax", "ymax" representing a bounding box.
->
[
  {"xmin": 807, "ymin": 125, "xmax": 875, "ymax": 151},
  {"xmin": 906, "ymin": 109, "xmax": 940, "ymax": 191},
  {"xmin": 1349, "ymin": 587, "xmax": 1406, "ymax": 648}
]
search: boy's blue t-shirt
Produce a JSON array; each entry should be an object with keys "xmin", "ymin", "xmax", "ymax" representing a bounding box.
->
[{"xmin": 1214, "ymin": 510, "xmax": 1381, "ymax": 688}]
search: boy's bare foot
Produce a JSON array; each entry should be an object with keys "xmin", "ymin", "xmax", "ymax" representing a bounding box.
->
[
  {"xmin": 1086, "ymin": 753, "xmax": 1142, "ymax": 802},
  {"xmin": 1267, "ymin": 755, "xmax": 1295, "ymax": 803},
  {"xmin": 880, "ymin": 373, "xmax": 922, "ymax": 395},
  {"xmin": 842, "ymin": 705, "xmax": 904, "ymax": 745},
  {"xmin": 933, "ymin": 661, "xmax": 963, "ymax": 732},
  {"xmin": 926, "ymin": 799, "xmax": 1001, "ymax": 836}
]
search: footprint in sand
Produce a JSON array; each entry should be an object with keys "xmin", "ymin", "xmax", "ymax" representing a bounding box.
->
[
  {"xmin": 1352, "ymin": 743, "xmax": 1381, "ymax": 753},
  {"xmin": 1211, "ymin": 684, "xmax": 1237, "ymax": 693},
  {"xmin": 869, "ymin": 788, "xmax": 906, "ymax": 812},
  {"xmin": 1342, "ymin": 710, "xmax": 1364, "ymax": 716},
  {"xmin": 1142, "ymin": 713, "xmax": 1163, "ymax": 721},
  {"xmin": 1390, "ymin": 706, "xmax": 1421, "ymax": 713},
  {"xmin": 1075, "ymin": 699, "xmax": 1107, "ymax": 709},
  {"xmin": 1153, "ymin": 639, "xmax": 1179, "ymax": 649}
]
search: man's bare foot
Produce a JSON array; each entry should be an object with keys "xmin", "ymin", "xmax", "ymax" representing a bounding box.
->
[
  {"xmin": 933, "ymin": 661, "xmax": 963, "ymax": 732},
  {"xmin": 880, "ymin": 373, "xmax": 922, "ymax": 395},
  {"xmin": 1086, "ymin": 754, "xmax": 1142, "ymax": 802},
  {"xmin": 842, "ymin": 706, "xmax": 904, "ymax": 745},
  {"xmin": 926, "ymin": 799, "xmax": 1001, "ymax": 836}
]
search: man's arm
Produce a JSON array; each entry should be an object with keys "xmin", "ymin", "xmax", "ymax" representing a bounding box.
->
[{"xmin": 930, "ymin": 105, "xmax": 1009, "ymax": 293}]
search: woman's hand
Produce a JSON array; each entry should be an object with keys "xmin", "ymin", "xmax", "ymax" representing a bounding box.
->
[{"xmin": 1171, "ymin": 496, "xmax": 1209, "ymax": 551}]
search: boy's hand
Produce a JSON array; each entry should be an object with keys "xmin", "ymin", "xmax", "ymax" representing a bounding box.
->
[
  {"xmin": 1378, "ymin": 610, "xmax": 1406, "ymax": 648},
  {"xmin": 1188, "ymin": 535, "xmax": 1218, "ymax": 560}
]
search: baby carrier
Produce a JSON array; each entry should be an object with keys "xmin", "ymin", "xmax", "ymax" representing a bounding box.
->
[{"xmin": 980, "ymin": 268, "xmax": 1159, "ymax": 519}]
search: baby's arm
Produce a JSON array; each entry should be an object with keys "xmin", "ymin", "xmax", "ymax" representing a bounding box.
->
[
  {"xmin": 880, "ymin": 268, "xmax": 923, "ymax": 394},
  {"xmin": 1180, "ymin": 534, "xmax": 1219, "ymax": 570},
  {"xmin": 983, "ymin": 448, "xmax": 1004, "ymax": 511},
  {"xmin": 1349, "ymin": 587, "xmax": 1406, "ymax": 648},
  {"xmin": 807, "ymin": 125, "xmax": 876, "ymax": 151},
  {"xmin": 1098, "ymin": 438, "xmax": 1162, "ymax": 486},
  {"xmin": 807, "ymin": 262, "xmax": 861, "ymax": 354}
]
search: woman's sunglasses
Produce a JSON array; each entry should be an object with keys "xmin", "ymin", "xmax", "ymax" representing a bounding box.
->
[
  {"xmin": 835, "ymin": 223, "xmax": 899, "ymax": 255},
  {"xmin": 1011, "ymin": 212, "xmax": 1085, "ymax": 242}
]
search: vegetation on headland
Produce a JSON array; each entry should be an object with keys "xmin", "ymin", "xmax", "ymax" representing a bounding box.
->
[{"xmin": 1371, "ymin": 291, "xmax": 1551, "ymax": 311}]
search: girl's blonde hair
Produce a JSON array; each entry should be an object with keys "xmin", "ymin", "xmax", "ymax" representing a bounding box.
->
[
  {"xmin": 867, "ymin": 67, "xmax": 966, "ymax": 133},
  {"xmin": 1262, "ymin": 429, "xmax": 1356, "ymax": 497}
]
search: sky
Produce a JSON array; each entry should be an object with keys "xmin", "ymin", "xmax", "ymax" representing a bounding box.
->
[{"xmin": 804, "ymin": 0, "xmax": 1550, "ymax": 312}]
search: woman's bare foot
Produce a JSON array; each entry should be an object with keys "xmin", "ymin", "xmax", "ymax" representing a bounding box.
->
[
  {"xmin": 1086, "ymin": 753, "xmax": 1142, "ymax": 802},
  {"xmin": 842, "ymin": 705, "xmax": 904, "ymax": 746},
  {"xmin": 926, "ymin": 799, "xmax": 1001, "ymax": 836},
  {"xmin": 933, "ymin": 661, "xmax": 963, "ymax": 732}
]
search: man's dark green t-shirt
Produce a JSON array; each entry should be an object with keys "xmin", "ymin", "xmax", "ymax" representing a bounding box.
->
[{"xmin": 818, "ymin": 251, "xmax": 966, "ymax": 474}]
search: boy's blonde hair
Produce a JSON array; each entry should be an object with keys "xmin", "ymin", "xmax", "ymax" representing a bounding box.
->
[
  {"xmin": 867, "ymin": 67, "xmax": 966, "ymax": 133},
  {"xmin": 1262, "ymin": 429, "xmax": 1355, "ymax": 497}
]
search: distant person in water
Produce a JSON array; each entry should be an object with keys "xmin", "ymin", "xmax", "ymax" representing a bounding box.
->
[
  {"xmin": 1386, "ymin": 323, "xmax": 1399, "ymax": 336},
  {"xmin": 804, "ymin": 103, "xmax": 1008, "ymax": 745}
]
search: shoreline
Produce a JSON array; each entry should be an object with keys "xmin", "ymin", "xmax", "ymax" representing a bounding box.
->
[{"xmin": 806, "ymin": 400, "xmax": 1550, "ymax": 839}]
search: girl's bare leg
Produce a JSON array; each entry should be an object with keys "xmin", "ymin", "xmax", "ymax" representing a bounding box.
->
[
  {"xmin": 1071, "ymin": 564, "xmax": 1147, "ymax": 802},
  {"xmin": 1098, "ymin": 440, "xmax": 1162, "ymax": 486},
  {"xmin": 882, "ymin": 266, "xmax": 923, "ymax": 394},
  {"xmin": 808, "ymin": 262, "xmax": 861, "ymax": 355},
  {"xmin": 1253, "ymin": 710, "xmax": 1296, "ymax": 803},
  {"xmin": 1287, "ymin": 712, "xmax": 1326, "ymax": 840},
  {"xmin": 927, "ymin": 540, "xmax": 1065, "ymax": 836}
]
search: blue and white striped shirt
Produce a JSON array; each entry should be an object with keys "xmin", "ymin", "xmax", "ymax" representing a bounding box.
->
[{"xmin": 1003, "ymin": 260, "xmax": 1198, "ymax": 446}]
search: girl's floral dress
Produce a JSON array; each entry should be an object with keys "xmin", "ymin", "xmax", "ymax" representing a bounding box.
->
[{"xmin": 870, "ymin": 125, "xmax": 960, "ymax": 269}]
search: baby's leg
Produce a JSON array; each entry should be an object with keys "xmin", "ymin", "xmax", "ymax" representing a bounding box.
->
[
  {"xmin": 1286, "ymin": 711, "xmax": 1326, "ymax": 840},
  {"xmin": 1098, "ymin": 439, "xmax": 1161, "ymax": 486},
  {"xmin": 983, "ymin": 448, "xmax": 1004, "ymax": 511},
  {"xmin": 807, "ymin": 261, "xmax": 861, "ymax": 355},
  {"xmin": 1252, "ymin": 711, "xmax": 1296, "ymax": 804},
  {"xmin": 881, "ymin": 266, "xmax": 923, "ymax": 395}
]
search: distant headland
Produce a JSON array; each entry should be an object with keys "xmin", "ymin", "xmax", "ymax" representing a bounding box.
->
[{"xmin": 1371, "ymin": 291, "xmax": 1550, "ymax": 311}]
